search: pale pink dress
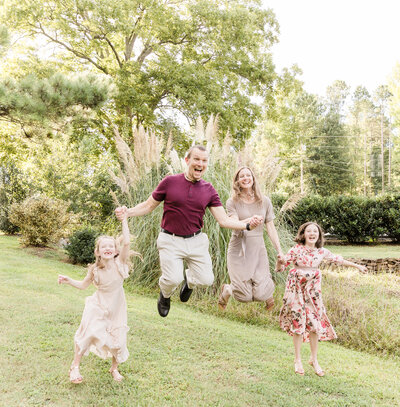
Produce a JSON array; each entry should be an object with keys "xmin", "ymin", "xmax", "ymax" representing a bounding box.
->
[
  {"xmin": 279, "ymin": 244, "xmax": 344, "ymax": 342},
  {"xmin": 74, "ymin": 259, "xmax": 130, "ymax": 363}
]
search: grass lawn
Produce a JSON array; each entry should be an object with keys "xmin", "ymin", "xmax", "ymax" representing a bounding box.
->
[
  {"xmin": 1, "ymin": 235, "xmax": 400, "ymax": 407},
  {"xmin": 325, "ymin": 244, "xmax": 400, "ymax": 259}
]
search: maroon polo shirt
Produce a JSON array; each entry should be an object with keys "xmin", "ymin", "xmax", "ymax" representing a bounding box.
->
[{"xmin": 152, "ymin": 173, "xmax": 222, "ymax": 235}]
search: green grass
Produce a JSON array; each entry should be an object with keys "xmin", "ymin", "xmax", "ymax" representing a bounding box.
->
[
  {"xmin": 325, "ymin": 244, "xmax": 400, "ymax": 259},
  {"xmin": 1, "ymin": 235, "xmax": 400, "ymax": 406}
]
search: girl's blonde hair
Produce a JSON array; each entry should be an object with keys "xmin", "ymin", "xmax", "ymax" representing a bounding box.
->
[
  {"xmin": 294, "ymin": 222, "xmax": 325, "ymax": 248},
  {"xmin": 231, "ymin": 166, "xmax": 262, "ymax": 203},
  {"xmin": 89, "ymin": 234, "xmax": 141, "ymax": 272}
]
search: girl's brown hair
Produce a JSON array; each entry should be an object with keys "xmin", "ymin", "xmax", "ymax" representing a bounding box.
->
[
  {"xmin": 231, "ymin": 166, "xmax": 262, "ymax": 203},
  {"xmin": 294, "ymin": 222, "xmax": 325, "ymax": 248}
]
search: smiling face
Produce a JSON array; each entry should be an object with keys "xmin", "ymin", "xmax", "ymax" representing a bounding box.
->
[
  {"xmin": 304, "ymin": 224, "xmax": 320, "ymax": 248},
  {"xmin": 237, "ymin": 167, "xmax": 254, "ymax": 191},
  {"xmin": 97, "ymin": 237, "xmax": 117, "ymax": 260},
  {"xmin": 185, "ymin": 148, "xmax": 209, "ymax": 181}
]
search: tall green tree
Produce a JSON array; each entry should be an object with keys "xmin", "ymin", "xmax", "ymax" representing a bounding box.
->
[
  {"xmin": 389, "ymin": 64, "xmax": 400, "ymax": 128},
  {"xmin": 3, "ymin": 0, "xmax": 279, "ymax": 143},
  {"xmin": 372, "ymin": 85, "xmax": 392, "ymax": 194},
  {"xmin": 258, "ymin": 73, "xmax": 322, "ymax": 193},
  {"xmin": 388, "ymin": 65, "xmax": 400, "ymax": 190},
  {"xmin": 307, "ymin": 111, "xmax": 354, "ymax": 195},
  {"xmin": 325, "ymin": 80, "xmax": 350, "ymax": 116},
  {"xmin": 348, "ymin": 86, "xmax": 380, "ymax": 195}
]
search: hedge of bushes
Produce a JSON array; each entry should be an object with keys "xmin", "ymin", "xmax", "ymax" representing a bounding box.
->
[{"xmin": 271, "ymin": 194, "xmax": 400, "ymax": 243}]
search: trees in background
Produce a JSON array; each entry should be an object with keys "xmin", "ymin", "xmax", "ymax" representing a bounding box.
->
[
  {"xmin": 256, "ymin": 76, "xmax": 397, "ymax": 196},
  {"xmin": 388, "ymin": 64, "xmax": 400, "ymax": 189},
  {"xmin": 3, "ymin": 0, "xmax": 280, "ymax": 143},
  {"xmin": 0, "ymin": 1, "xmax": 400, "ymax": 239}
]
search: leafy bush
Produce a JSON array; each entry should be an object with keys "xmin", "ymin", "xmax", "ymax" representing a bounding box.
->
[
  {"xmin": 65, "ymin": 227, "xmax": 100, "ymax": 264},
  {"xmin": 0, "ymin": 165, "xmax": 30, "ymax": 234},
  {"xmin": 9, "ymin": 194, "xmax": 71, "ymax": 246},
  {"xmin": 377, "ymin": 195, "xmax": 400, "ymax": 242}
]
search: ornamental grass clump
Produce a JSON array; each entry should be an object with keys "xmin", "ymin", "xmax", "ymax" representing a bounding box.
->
[
  {"xmin": 10, "ymin": 194, "xmax": 71, "ymax": 246},
  {"xmin": 110, "ymin": 116, "xmax": 292, "ymax": 292}
]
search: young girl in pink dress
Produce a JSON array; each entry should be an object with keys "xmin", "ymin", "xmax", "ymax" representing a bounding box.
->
[
  {"xmin": 58, "ymin": 209, "xmax": 135, "ymax": 384},
  {"xmin": 277, "ymin": 222, "xmax": 367, "ymax": 377}
]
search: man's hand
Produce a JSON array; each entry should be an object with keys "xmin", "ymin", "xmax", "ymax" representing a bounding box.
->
[
  {"xmin": 115, "ymin": 206, "xmax": 127, "ymax": 221},
  {"xmin": 248, "ymin": 215, "xmax": 263, "ymax": 229}
]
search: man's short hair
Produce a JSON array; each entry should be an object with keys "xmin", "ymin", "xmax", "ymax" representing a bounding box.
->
[{"xmin": 186, "ymin": 144, "xmax": 208, "ymax": 159}]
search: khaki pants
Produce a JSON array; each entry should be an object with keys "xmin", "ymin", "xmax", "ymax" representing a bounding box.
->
[{"xmin": 156, "ymin": 232, "xmax": 214, "ymax": 298}]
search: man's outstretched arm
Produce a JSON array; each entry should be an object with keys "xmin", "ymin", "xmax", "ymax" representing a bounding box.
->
[{"xmin": 115, "ymin": 196, "xmax": 161, "ymax": 220}]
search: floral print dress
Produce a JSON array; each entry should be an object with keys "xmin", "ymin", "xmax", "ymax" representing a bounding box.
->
[{"xmin": 279, "ymin": 244, "xmax": 344, "ymax": 342}]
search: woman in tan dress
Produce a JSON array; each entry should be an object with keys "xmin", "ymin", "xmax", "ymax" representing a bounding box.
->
[{"xmin": 218, "ymin": 166, "xmax": 284, "ymax": 310}]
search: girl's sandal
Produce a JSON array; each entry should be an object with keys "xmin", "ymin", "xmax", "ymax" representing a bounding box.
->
[
  {"xmin": 265, "ymin": 297, "xmax": 274, "ymax": 311},
  {"xmin": 294, "ymin": 360, "xmax": 305, "ymax": 376},
  {"xmin": 217, "ymin": 284, "xmax": 230, "ymax": 310},
  {"xmin": 110, "ymin": 367, "xmax": 124, "ymax": 382},
  {"xmin": 309, "ymin": 360, "xmax": 325, "ymax": 377},
  {"xmin": 69, "ymin": 365, "xmax": 83, "ymax": 384}
]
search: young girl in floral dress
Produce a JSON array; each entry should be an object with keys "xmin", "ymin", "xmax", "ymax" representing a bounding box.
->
[
  {"xmin": 277, "ymin": 222, "xmax": 367, "ymax": 377},
  {"xmin": 58, "ymin": 209, "xmax": 136, "ymax": 384}
]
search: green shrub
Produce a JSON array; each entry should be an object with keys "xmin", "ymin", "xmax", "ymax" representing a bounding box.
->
[
  {"xmin": 65, "ymin": 227, "xmax": 100, "ymax": 264},
  {"xmin": 0, "ymin": 165, "xmax": 30, "ymax": 234},
  {"xmin": 9, "ymin": 194, "xmax": 71, "ymax": 246},
  {"xmin": 378, "ymin": 195, "xmax": 400, "ymax": 242}
]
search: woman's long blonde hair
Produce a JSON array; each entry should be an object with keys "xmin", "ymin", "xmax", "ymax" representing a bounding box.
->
[{"xmin": 231, "ymin": 166, "xmax": 263, "ymax": 203}]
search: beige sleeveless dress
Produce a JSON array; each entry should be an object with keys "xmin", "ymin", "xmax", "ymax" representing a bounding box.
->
[
  {"xmin": 74, "ymin": 259, "xmax": 130, "ymax": 363},
  {"xmin": 226, "ymin": 196, "xmax": 275, "ymax": 302}
]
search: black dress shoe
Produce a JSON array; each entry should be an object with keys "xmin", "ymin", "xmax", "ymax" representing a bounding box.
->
[
  {"xmin": 157, "ymin": 291, "xmax": 170, "ymax": 317},
  {"xmin": 179, "ymin": 280, "xmax": 193, "ymax": 302}
]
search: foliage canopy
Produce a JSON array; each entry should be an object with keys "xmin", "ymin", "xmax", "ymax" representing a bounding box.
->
[{"xmin": 4, "ymin": 0, "xmax": 279, "ymax": 142}]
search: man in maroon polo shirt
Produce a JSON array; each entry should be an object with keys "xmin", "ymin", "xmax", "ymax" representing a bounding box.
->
[{"xmin": 115, "ymin": 145, "xmax": 262, "ymax": 317}]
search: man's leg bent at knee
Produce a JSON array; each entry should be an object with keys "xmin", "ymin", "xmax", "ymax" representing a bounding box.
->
[{"xmin": 185, "ymin": 233, "xmax": 214, "ymax": 289}]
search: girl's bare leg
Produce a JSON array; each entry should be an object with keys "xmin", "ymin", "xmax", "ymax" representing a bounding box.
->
[
  {"xmin": 110, "ymin": 356, "xmax": 124, "ymax": 382},
  {"xmin": 69, "ymin": 344, "xmax": 83, "ymax": 383},
  {"xmin": 309, "ymin": 332, "xmax": 324, "ymax": 376},
  {"xmin": 293, "ymin": 333, "xmax": 304, "ymax": 375}
]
